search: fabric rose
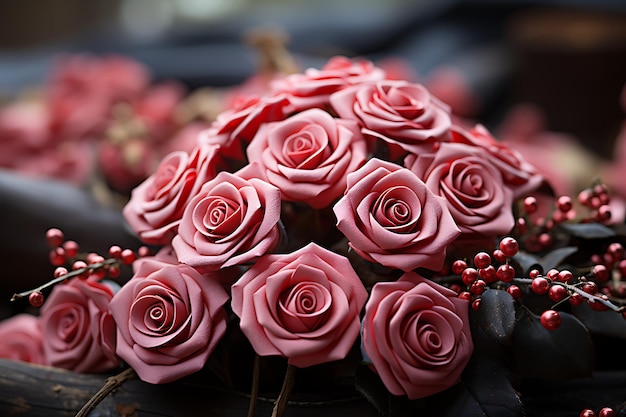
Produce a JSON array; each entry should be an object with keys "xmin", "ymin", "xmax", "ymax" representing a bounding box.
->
[
  {"xmin": 361, "ymin": 273, "xmax": 473, "ymax": 399},
  {"xmin": 172, "ymin": 171, "xmax": 282, "ymax": 270},
  {"xmin": 330, "ymin": 79, "xmax": 452, "ymax": 158},
  {"xmin": 333, "ymin": 158, "xmax": 460, "ymax": 272},
  {"xmin": 270, "ymin": 55, "xmax": 386, "ymax": 113},
  {"xmin": 231, "ymin": 242, "xmax": 368, "ymax": 368},
  {"xmin": 405, "ymin": 142, "xmax": 515, "ymax": 237},
  {"xmin": 110, "ymin": 257, "xmax": 229, "ymax": 384},
  {"xmin": 242, "ymin": 108, "xmax": 368, "ymax": 208},
  {"xmin": 123, "ymin": 143, "xmax": 220, "ymax": 245},
  {"xmin": 40, "ymin": 279, "xmax": 120, "ymax": 373},
  {"xmin": 0, "ymin": 314, "xmax": 46, "ymax": 365},
  {"xmin": 450, "ymin": 123, "xmax": 543, "ymax": 199}
]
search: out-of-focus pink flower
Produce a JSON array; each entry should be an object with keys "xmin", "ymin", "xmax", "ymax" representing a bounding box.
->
[{"xmin": 0, "ymin": 314, "xmax": 46, "ymax": 365}]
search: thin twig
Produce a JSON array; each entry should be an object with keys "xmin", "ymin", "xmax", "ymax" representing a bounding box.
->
[
  {"xmin": 247, "ymin": 355, "xmax": 261, "ymax": 417},
  {"xmin": 75, "ymin": 367, "xmax": 137, "ymax": 417},
  {"xmin": 271, "ymin": 364, "xmax": 296, "ymax": 417}
]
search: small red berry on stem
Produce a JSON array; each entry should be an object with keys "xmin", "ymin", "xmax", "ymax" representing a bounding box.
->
[
  {"xmin": 121, "ymin": 249, "xmax": 137, "ymax": 265},
  {"xmin": 492, "ymin": 249, "xmax": 506, "ymax": 263},
  {"xmin": 548, "ymin": 285, "xmax": 568, "ymax": 302},
  {"xmin": 49, "ymin": 247, "xmax": 66, "ymax": 266},
  {"xmin": 499, "ymin": 237, "xmax": 519, "ymax": 257},
  {"xmin": 72, "ymin": 260, "xmax": 89, "ymax": 279},
  {"xmin": 582, "ymin": 282, "xmax": 599, "ymax": 295},
  {"xmin": 557, "ymin": 270, "xmax": 573, "ymax": 283},
  {"xmin": 471, "ymin": 298, "xmax": 481, "ymax": 311},
  {"xmin": 53, "ymin": 267, "xmax": 68, "ymax": 278},
  {"xmin": 523, "ymin": 196, "xmax": 538, "ymax": 214},
  {"xmin": 29, "ymin": 292, "xmax": 45, "ymax": 307},
  {"xmin": 598, "ymin": 407, "xmax": 615, "ymax": 417},
  {"xmin": 479, "ymin": 265, "xmax": 497, "ymax": 283},
  {"xmin": 458, "ymin": 291, "xmax": 471, "ymax": 301},
  {"xmin": 580, "ymin": 409, "xmax": 596, "ymax": 417},
  {"xmin": 496, "ymin": 264, "xmax": 515, "ymax": 282},
  {"xmin": 452, "ymin": 260, "xmax": 467, "ymax": 275},
  {"xmin": 470, "ymin": 279, "xmax": 487, "ymax": 295},
  {"xmin": 540, "ymin": 310, "xmax": 562, "ymax": 330},
  {"xmin": 473, "ymin": 252, "xmax": 491, "ymax": 269},
  {"xmin": 593, "ymin": 264, "xmax": 610, "ymax": 282},
  {"xmin": 62, "ymin": 240, "xmax": 79, "ymax": 258},
  {"xmin": 45, "ymin": 228, "xmax": 64, "ymax": 248},
  {"xmin": 462, "ymin": 268, "xmax": 479, "ymax": 286},
  {"xmin": 568, "ymin": 292, "xmax": 584, "ymax": 306},
  {"xmin": 109, "ymin": 245, "xmax": 123, "ymax": 259},
  {"xmin": 507, "ymin": 285, "xmax": 521, "ymax": 300},
  {"xmin": 531, "ymin": 277, "xmax": 549, "ymax": 295},
  {"xmin": 557, "ymin": 195, "xmax": 573, "ymax": 212}
]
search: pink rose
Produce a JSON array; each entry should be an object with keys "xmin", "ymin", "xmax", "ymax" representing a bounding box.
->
[
  {"xmin": 0, "ymin": 314, "xmax": 45, "ymax": 365},
  {"xmin": 231, "ymin": 243, "xmax": 368, "ymax": 368},
  {"xmin": 243, "ymin": 108, "xmax": 368, "ymax": 208},
  {"xmin": 333, "ymin": 158, "xmax": 460, "ymax": 272},
  {"xmin": 451, "ymin": 123, "xmax": 543, "ymax": 199},
  {"xmin": 110, "ymin": 257, "xmax": 229, "ymax": 384},
  {"xmin": 270, "ymin": 55, "xmax": 386, "ymax": 113},
  {"xmin": 330, "ymin": 80, "xmax": 452, "ymax": 158},
  {"xmin": 172, "ymin": 171, "xmax": 282, "ymax": 270},
  {"xmin": 405, "ymin": 142, "xmax": 515, "ymax": 237},
  {"xmin": 361, "ymin": 273, "xmax": 473, "ymax": 399},
  {"xmin": 40, "ymin": 279, "xmax": 120, "ymax": 373},
  {"xmin": 123, "ymin": 144, "xmax": 220, "ymax": 245}
]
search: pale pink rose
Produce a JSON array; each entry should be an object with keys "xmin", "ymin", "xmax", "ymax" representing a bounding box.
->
[
  {"xmin": 98, "ymin": 138, "xmax": 159, "ymax": 194},
  {"xmin": 270, "ymin": 55, "xmax": 386, "ymax": 113},
  {"xmin": 0, "ymin": 314, "xmax": 45, "ymax": 365},
  {"xmin": 231, "ymin": 242, "xmax": 368, "ymax": 368},
  {"xmin": 451, "ymin": 123, "xmax": 543, "ymax": 199},
  {"xmin": 131, "ymin": 81, "xmax": 186, "ymax": 144},
  {"xmin": 202, "ymin": 94, "xmax": 289, "ymax": 160},
  {"xmin": 405, "ymin": 142, "xmax": 515, "ymax": 237},
  {"xmin": 243, "ymin": 108, "xmax": 368, "ymax": 208},
  {"xmin": 110, "ymin": 258, "xmax": 229, "ymax": 384},
  {"xmin": 123, "ymin": 144, "xmax": 220, "ymax": 245},
  {"xmin": 330, "ymin": 80, "xmax": 452, "ymax": 159},
  {"xmin": 40, "ymin": 279, "xmax": 120, "ymax": 373},
  {"xmin": 172, "ymin": 171, "xmax": 282, "ymax": 270},
  {"xmin": 361, "ymin": 273, "xmax": 473, "ymax": 399},
  {"xmin": 333, "ymin": 158, "xmax": 460, "ymax": 272}
]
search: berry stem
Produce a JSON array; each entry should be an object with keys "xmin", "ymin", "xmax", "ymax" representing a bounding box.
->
[{"xmin": 10, "ymin": 258, "xmax": 119, "ymax": 302}]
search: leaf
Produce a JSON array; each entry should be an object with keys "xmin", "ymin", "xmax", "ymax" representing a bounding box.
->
[
  {"xmin": 539, "ymin": 246, "xmax": 578, "ymax": 271},
  {"xmin": 354, "ymin": 365, "xmax": 392, "ymax": 417},
  {"xmin": 573, "ymin": 302, "xmax": 626, "ymax": 339},
  {"xmin": 474, "ymin": 289, "xmax": 515, "ymax": 345},
  {"xmin": 558, "ymin": 223, "xmax": 616, "ymax": 239},
  {"xmin": 511, "ymin": 251, "xmax": 542, "ymax": 275},
  {"xmin": 512, "ymin": 311, "xmax": 594, "ymax": 378}
]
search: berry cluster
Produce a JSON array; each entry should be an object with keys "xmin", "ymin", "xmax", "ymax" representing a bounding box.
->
[
  {"xmin": 12, "ymin": 228, "xmax": 146, "ymax": 308},
  {"xmin": 580, "ymin": 406, "xmax": 616, "ymax": 417}
]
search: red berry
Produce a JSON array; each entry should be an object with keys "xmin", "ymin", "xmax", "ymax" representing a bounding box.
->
[
  {"xmin": 138, "ymin": 246, "xmax": 153, "ymax": 257},
  {"xmin": 473, "ymin": 252, "xmax": 491, "ymax": 269},
  {"xmin": 524, "ymin": 196, "xmax": 538, "ymax": 214},
  {"xmin": 107, "ymin": 265, "xmax": 121, "ymax": 278},
  {"xmin": 29, "ymin": 292, "xmax": 44, "ymax": 307},
  {"xmin": 599, "ymin": 407, "xmax": 616, "ymax": 417},
  {"xmin": 499, "ymin": 237, "xmax": 519, "ymax": 257},
  {"xmin": 588, "ymin": 299, "xmax": 609, "ymax": 311},
  {"xmin": 72, "ymin": 260, "xmax": 89, "ymax": 279},
  {"xmin": 532, "ymin": 277, "xmax": 549, "ymax": 294},
  {"xmin": 450, "ymin": 284, "xmax": 462, "ymax": 294},
  {"xmin": 538, "ymin": 233, "xmax": 552, "ymax": 247},
  {"xmin": 540, "ymin": 310, "xmax": 562, "ymax": 330},
  {"xmin": 492, "ymin": 249, "xmax": 507, "ymax": 263},
  {"xmin": 45, "ymin": 228, "xmax": 64, "ymax": 248},
  {"xmin": 462, "ymin": 268, "xmax": 479, "ymax": 286},
  {"xmin": 516, "ymin": 217, "xmax": 528, "ymax": 233},
  {"xmin": 452, "ymin": 260, "xmax": 468, "ymax": 275},
  {"xmin": 507, "ymin": 285, "xmax": 521, "ymax": 300},
  {"xmin": 529, "ymin": 269, "xmax": 540, "ymax": 279},
  {"xmin": 109, "ymin": 245, "xmax": 122, "ymax": 259},
  {"xmin": 62, "ymin": 240, "xmax": 79, "ymax": 258},
  {"xmin": 458, "ymin": 291, "xmax": 471, "ymax": 301},
  {"xmin": 53, "ymin": 267, "xmax": 68, "ymax": 278},
  {"xmin": 619, "ymin": 259, "xmax": 626, "ymax": 276},
  {"xmin": 548, "ymin": 285, "xmax": 568, "ymax": 302},
  {"xmin": 49, "ymin": 247, "xmax": 66, "ymax": 266},
  {"xmin": 607, "ymin": 243, "xmax": 624, "ymax": 261},
  {"xmin": 580, "ymin": 409, "xmax": 596, "ymax": 417},
  {"xmin": 568, "ymin": 292, "xmax": 585, "ymax": 306},
  {"xmin": 470, "ymin": 279, "xmax": 487, "ymax": 295},
  {"xmin": 471, "ymin": 298, "xmax": 481, "ymax": 311},
  {"xmin": 557, "ymin": 195, "xmax": 573, "ymax": 212},
  {"xmin": 496, "ymin": 264, "xmax": 515, "ymax": 282},
  {"xmin": 593, "ymin": 264, "xmax": 610, "ymax": 282},
  {"xmin": 590, "ymin": 196, "xmax": 602, "ymax": 209},
  {"xmin": 121, "ymin": 249, "xmax": 136, "ymax": 265},
  {"xmin": 590, "ymin": 254, "xmax": 603, "ymax": 265},
  {"xmin": 582, "ymin": 282, "xmax": 599, "ymax": 295},
  {"xmin": 479, "ymin": 265, "xmax": 497, "ymax": 283},
  {"xmin": 546, "ymin": 269, "xmax": 559, "ymax": 280},
  {"xmin": 597, "ymin": 205, "xmax": 611, "ymax": 222},
  {"xmin": 557, "ymin": 270, "xmax": 573, "ymax": 283}
]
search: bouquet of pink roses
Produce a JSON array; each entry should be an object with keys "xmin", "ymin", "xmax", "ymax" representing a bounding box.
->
[{"xmin": 5, "ymin": 55, "xmax": 626, "ymax": 417}]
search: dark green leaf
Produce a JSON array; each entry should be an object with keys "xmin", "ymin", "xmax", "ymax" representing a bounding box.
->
[
  {"xmin": 540, "ymin": 246, "xmax": 578, "ymax": 271},
  {"xmin": 559, "ymin": 223, "xmax": 616, "ymax": 239},
  {"xmin": 475, "ymin": 289, "xmax": 515, "ymax": 345},
  {"xmin": 511, "ymin": 251, "xmax": 542, "ymax": 275},
  {"xmin": 573, "ymin": 303, "xmax": 626, "ymax": 339},
  {"xmin": 513, "ymin": 311, "xmax": 594, "ymax": 378}
]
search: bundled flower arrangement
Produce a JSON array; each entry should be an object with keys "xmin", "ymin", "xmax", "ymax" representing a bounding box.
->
[{"xmin": 4, "ymin": 55, "xmax": 626, "ymax": 417}]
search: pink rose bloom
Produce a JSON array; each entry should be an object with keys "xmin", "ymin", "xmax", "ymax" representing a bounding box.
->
[
  {"xmin": 361, "ymin": 273, "xmax": 473, "ymax": 399},
  {"xmin": 40, "ymin": 279, "xmax": 120, "ymax": 373},
  {"xmin": 0, "ymin": 314, "xmax": 46, "ymax": 365},
  {"xmin": 451, "ymin": 123, "xmax": 543, "ymax": 199},
  {"xmin": 123, "ymin": 144, "xmax": 220, "ymax": 245},
  {"xmin": 98, "ymin": 138, "xmax": 159, "ymax": 194},
  {"xmin": 333, "ymin": 158, "xmax": 460, "ymax": 272},
  {"xmin": 231, "ymin": 243, "xmax": 368, "ymax": 368},
  {"xmin": 270, "ymin": 55, "xmax": 386, "ymax": 113},
  {"xmin": 330, "ymin": 80, "xmax": 452, "ymax": 158},
  {"xmin": 203, "ymin": 94, "xmax": 289, "ymax": 160},
  {"xmin": 406, "ymin": 142, "xmax": 515, "ymax": 237},
  {"xmin": 110, "ymin": 257, "xmax": 229, "ymax": 384},
  {"xmin": 172, "ymin": 171, "xmax": 282, "ymax": 270},
  {"xmin": 243, "ymin": 108, "xmax": 368, "ymax": 208}
]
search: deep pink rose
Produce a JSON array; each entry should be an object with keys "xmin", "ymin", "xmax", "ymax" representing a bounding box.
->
[
  {"xmin": 110, "ymin": 257, "xmax": 229, "ymax": 384},
  {"xmin": 172, "ymin": 171, "xmax": 282, "ymax": 270},
  {"xmin": 40, "ymin": 279, "xmax": 120, "ymax": 373},
  {"xmin": 243, "ymin": 108, "xmax": 368, "ymax": 208},
  {"xmin": 405, "ymin": 142, "xmax": 515, "ymax": 237},
  {"xmin": 0, "ymin": 314, "xmax": 45, "ymax": 365},
  {"xmin": 333, "ymin": 158, "xmax": 460, "ymax": 272},
  {"xmin": 123, "ymin": 144, "xmax": 220, "ymax": 245},
  {"xmin": 361, "ymin": 273, "xmax": 473, "ymax": 399},
  {"xmin": 330, "ymin": 80, "xmax": 452, "ymax": 158},
  {"xmin": 270, "ymin": 55, "xmax": 386, "ymax": 113},
  {"xmin": 451, "ymin": 123, "xmax": 543, "ymax": 199},
  {"xmin": 231, "ymin": 243, "xmax": 368, "ymax": 368}
]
